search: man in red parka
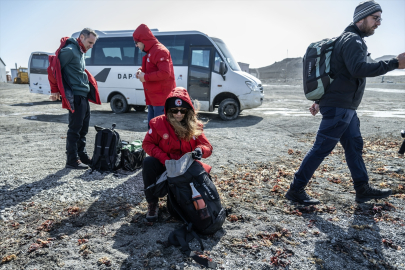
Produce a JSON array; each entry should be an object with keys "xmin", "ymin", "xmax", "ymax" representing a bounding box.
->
[
  {"xmin": 48, "ymin": 28, "xmax": 101, "ymax": 169},
  {"xmin": 142, "ymin": 87, "xmax": 212, "ymax": 221},
  {"xmin": 133, "ymin": 24, "xmax": 176, "ymax": 127}
]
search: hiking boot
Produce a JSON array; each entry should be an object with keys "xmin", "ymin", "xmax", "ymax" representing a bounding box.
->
[
  {"xmin": 80, "ymin": 155, "xmax": 92, "ymax": 165},
  {"xmin": 65, "ymin": 160, "xmax": 89, "ymax": 170},
  {"xmin": 146, "ymin": 202, "xmax": 159, "ymax": 222},
  {"xmin": 355, "ymin": 184, "xmax": 392, "ymax": 203},
  {"xmin": 285, "ymin": 188, "xmax": 320, "ymax": 205}
]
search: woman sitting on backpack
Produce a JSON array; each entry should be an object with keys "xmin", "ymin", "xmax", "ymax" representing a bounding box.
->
[{"xmin": 142, "ymin": 87, "xmax": 213, "ymax": 222}]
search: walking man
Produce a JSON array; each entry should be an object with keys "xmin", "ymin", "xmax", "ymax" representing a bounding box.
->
[
  {"xmin": 133, "ymin": 24, "xmax": 176, "ymax": 127},
  {"xmin": 48, "ymin": 28, "xmax": 101, "ymax": 169},
  {"xmin": 285, "ymin": 0, "xmax": 405, "ymax": 204}
]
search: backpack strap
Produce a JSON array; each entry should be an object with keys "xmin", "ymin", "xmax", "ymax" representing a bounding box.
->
[
  {"xmin": 90, "ymin": 129, "xmax": 104, "ymax": 172},
  {"xmin": 166, "ymin": 191, "xmax": 216, "ymax": 268},
  {"xmin": 168, "ymin": 225, "xmax": 216, "ymax": 268},
  {"xmin": 103, "ymin": 130, "xmax": 114, "ymax": 170}
]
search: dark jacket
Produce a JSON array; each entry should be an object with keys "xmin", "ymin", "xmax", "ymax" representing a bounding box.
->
[
  {"xmin": 142, "ymin": 87, "xmax": 213, "ymax": 173},
  {"xmin": 133, "ymin": 24, "xmax": 176, "ymax": 106},
  {"xmin": 58, "ymin": 38, "xmax": 90, "ymax": 97},
  {"xmin": 48, "ymin": 37, "xmax": 101, "ymax": 113},
  {"xmin": 319, "ymin": 23, "xmax": 399, "ymax": 110}
]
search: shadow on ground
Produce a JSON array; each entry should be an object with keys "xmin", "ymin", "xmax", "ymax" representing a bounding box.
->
[
  {"xmin": 0, "ymin": 169, "xmax": 70, "ymax": 209},
  {"xmin": 22, "ymin": 110, "xmax": 263, "ymax": 132},
  {"xmin": 11, "ymin": 100, "xmax": 59, "ymax": 106},
  {"xmin": 308, "ymin": 203, "xmax": 395, "ymax": 270}
]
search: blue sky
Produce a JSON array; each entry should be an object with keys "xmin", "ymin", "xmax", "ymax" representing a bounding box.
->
[{"xmin": 0, "ymin": 0, "xmax": 404, "ymax": 70}]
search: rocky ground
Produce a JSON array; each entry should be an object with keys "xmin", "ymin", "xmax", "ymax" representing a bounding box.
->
[{"xmin": 1, "ymin": 82, "xmax": 405, "ymax": 269}]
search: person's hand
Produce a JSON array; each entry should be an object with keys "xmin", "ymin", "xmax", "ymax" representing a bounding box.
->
[
  {"xmin": 49, "ymin": 92, "xmax": 60, "ymax": 101},
  {"xmin": 309, "ymin": 103, "xmax": 319, "ymax": 116},
  {"xmin": 397, "ymin": 53, "xmax": 405, "ymax": 69},
  {"xmin": 138, "ymin": 72, "xmax": 145, "ymax": 82},
  {"xmin": 191, "ymin": 148, "xmax": 203, "ymax": 160},
  {"xmin": 136, "ymin": 70, "xmax": 142, "ymax": 79}
]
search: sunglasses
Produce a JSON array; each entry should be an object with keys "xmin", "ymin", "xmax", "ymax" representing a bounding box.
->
[{"xmin": 170, "ymin": 108, "xmax": 188, "ymax": 114}]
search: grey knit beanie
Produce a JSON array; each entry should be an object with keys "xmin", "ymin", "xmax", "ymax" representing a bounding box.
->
[{"xmin": 353, "ymin": 0, "xmax": 382, "ymax": 22}]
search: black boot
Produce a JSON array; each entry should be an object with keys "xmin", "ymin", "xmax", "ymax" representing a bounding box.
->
[
  {"xmin": 355, "ymin": 184, "xmax": 392, "ymax": 203},
  {"xmin": 79, "ymin": 155, "xmax": 92, "ymax": 165},
  {"xmin": 285, "ymin": 188, "xmax": 320, "ymax": 205},
  {"xmin": 66, "ymin": 160, "xmax": 89, "ymax": 170}
]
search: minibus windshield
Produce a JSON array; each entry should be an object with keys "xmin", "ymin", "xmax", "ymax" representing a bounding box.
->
[{"xmin": 211, "ymin": 37, "xmax": 241, "ymax": 71}]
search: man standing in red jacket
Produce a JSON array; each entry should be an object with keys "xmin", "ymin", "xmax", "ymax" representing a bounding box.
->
[{"xmin": 133, "ymin": 24, "xmax": 176, "ymax": 127}]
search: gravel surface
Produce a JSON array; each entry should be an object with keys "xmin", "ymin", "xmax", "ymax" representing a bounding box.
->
[{"xmin": 1, "ymin": 82, "xmax": 405, "ymax": 269}]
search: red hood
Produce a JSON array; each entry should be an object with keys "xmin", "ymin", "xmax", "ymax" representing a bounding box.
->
[
  {"xmin": 133, "ymin": 24, "xmax": 158, "ymax": 52},
  {"xmin": 164, "ymin": 87, "xmax": 194, "ymax": 115},
  {"xmin": 55, "ymin": 37, "xmax": 70, "ymax": 57}
]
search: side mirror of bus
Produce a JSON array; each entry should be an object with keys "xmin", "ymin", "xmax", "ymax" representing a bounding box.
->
[{"xmin": 219, "ymin": 62, "xmax": 226, "ymax": 81}]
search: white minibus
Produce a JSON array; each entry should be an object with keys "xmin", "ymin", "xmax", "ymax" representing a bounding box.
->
[
  {"xmin": 28, "ymin": 52, "xmax": 53, "ymax": 95},
  {"xmin": 30, "ymin": 29, "xmax": 264, "ymax": 120}
]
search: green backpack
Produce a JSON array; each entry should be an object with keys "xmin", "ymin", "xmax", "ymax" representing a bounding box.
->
[
  {"xmin": 120, "ymin": 140, "xmax": 145, "ymax": 171},
  {"xmin": 303, "ymin": 37, "xmax": 338, "ymax": 101}
]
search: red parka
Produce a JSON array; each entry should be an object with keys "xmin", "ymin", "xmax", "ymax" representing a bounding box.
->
[
  {"xmin": 142, "ymin": 87, "xmax": 213, "ymax": 173},
  {"xmin": 133, "ymin": 24, "xmax": 176, "ymax": 106},
  {"xmin": 47, "ymin": 37, "xmax": 101, "ymax": 113}
]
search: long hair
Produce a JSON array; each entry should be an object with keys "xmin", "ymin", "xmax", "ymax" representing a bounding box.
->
[{"xmin": 167, "ymin": 100, "xmax": 204, "ymax": 141}]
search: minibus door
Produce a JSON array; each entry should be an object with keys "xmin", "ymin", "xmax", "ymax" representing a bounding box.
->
[{"xmin": 187, "ymin": 47, "xmax": 212, "ymax": 111}]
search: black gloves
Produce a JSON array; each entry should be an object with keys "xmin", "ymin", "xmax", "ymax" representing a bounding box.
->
[{"xmin": 191, "ymin": 148, "xmax": 203, "ymax": 160}]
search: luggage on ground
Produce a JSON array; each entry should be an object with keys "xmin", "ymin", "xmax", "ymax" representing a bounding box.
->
[
  {"xmin": 120, "ymin": 140, "xmax": 146, "ymax": 171},
  {"xmin": 167, "ymin": 160, "xmax": 226, "ymax": 235},
  {"xmin": 149, "ymin": 153, "xmax": 225, "ymax": 268},
  {"xmin": 91, "ymin": 124, "xmax": 121, "ymax": 172}
]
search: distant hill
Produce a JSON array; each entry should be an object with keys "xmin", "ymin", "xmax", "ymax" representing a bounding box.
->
[
  {"xmin": 249, "ymin": 55, "xmax": 398, "ymax": 81},
  {"xmin": 249, "ymin": 57, "xmax": 303, "ymax": 80},
  {"xmin": 374, "ymin": 55, "xmax": 396, "ymax": 61}
]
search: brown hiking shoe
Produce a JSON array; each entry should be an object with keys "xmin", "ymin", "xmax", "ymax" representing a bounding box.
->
[{"xmin": 146, "ymin": 203, "xmax": 159, "ymax": 222}]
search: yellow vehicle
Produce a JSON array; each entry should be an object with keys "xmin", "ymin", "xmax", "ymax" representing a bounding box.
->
[{"xmin": 13, "ymin": 67, "xmax": 29, "ymax": 84}]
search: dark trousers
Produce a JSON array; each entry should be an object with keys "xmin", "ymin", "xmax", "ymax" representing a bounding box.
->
[
  {"xmin": 147, "ymin": 105, "xmax": 165, "ymax": 128},
  {"xmin": 66, "ymin": 95, "xmax": 90, "ymax": 165},
  {"xmin": 290, "ymin": 106, "xmax": 368, "ymax": 191},
  {"xmin": 142, "ymin": 156, "xmax": 165, "ymax": 203}
]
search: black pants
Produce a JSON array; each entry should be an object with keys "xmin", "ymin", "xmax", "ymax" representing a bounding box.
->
[
  {"xmin": 142, "ymin": 156, "xmax": 166, "ymax": 203},
  {"xmin": 66, "ymin": 95, "xmax": 90, "ymax": 165}
]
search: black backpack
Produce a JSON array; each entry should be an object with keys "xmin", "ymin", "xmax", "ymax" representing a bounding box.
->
[
  {"xmin": 91, "ymin": 124, "xmax": 122, "ymax": 172},
  {"xmin": 303, "ymin": 37, "xmax": 338, "ymax": 101},
  {"xmin": 120, "ymin": 141, "xmax": 146, "ymax": 171},
  {"xmin": 166, "ymin": 161, "xmax": 226, "ymax": 268}
]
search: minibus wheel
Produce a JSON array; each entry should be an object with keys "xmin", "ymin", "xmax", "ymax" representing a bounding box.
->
[
  {"xmin": 110, "ymin": 94, "xmax": 129, "ymax": 114},
  {"xmin": 218, "ymin": 98, "xmax": 240, "ymax": 121},
  {"xmin": 134, "ymin": 105, "xmax": 147, "ymax": 112}
]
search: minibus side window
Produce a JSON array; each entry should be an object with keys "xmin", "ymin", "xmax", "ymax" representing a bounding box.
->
[
  {"xmin": 93, "ymin": 37, "xmax": 135, "ymax": 66},
  {"xmin": 191, "ymin": 50, "xmax": 210, "ymax": 68},
  {"xmin": 85, "ymin": 48, "xmax": 92, "ymax": 65},
  {"xmin": 157, "ymin": 35, "xmax": 187, "ymax": 66},
  {"xmin": 135, "ymin": 49, "xmax": 146, "ymax": 66},
  {"xmin": 213, "ymin": 52, "xmax": 223, "ymax": 73},
  {"xmin": 189, "ymin": 34, "xmax": 212, "ymax": 46}
]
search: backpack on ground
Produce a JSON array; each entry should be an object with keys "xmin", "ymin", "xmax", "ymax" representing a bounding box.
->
[
  {"xmin": 91, "ymin": 124, "xmax": 121, "ymax": 172},
  {"xmin": 163, "ymin": 153, "xmax": 226, "ymax": 268},
  {"xmin": 167, "ymin": 161, "xmax": 226, "ymax": 235},
  {"xmin": 120, "ymin": 140, "xmax": 146, "ymax": 171},
  {"xmin": 303, "ymin": 37, "xmax": 338, "ymax": 101}
]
